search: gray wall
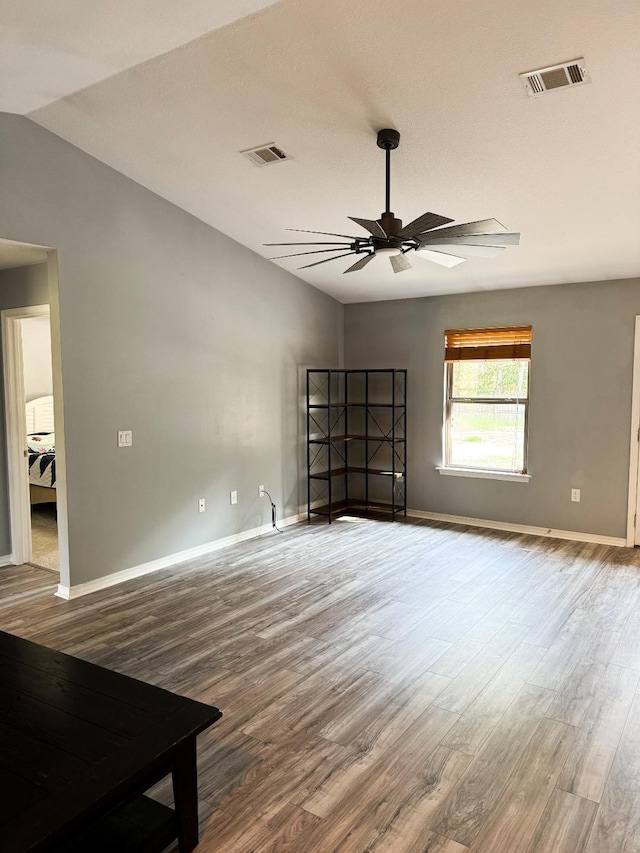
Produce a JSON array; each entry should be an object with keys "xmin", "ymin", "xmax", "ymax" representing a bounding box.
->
[
  {"xmin": 0, "ymin": 113, "xmax": 343, "ymax": 586},
  {"xmin": 345, "ymin": 278, "xmax": 640, "ymax": 539},
  {"xmin": 0, "ymin": 263, "xmax": 50, "ymax": 555}
]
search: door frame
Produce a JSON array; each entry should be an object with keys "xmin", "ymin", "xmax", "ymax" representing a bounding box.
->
[
  {"xmin": 626, "ymin": 315, "xmax": 640, "ymax": 546},
  {"xmin": 2, "ymin": 304, "xmax": 52, "ymax": 565}
]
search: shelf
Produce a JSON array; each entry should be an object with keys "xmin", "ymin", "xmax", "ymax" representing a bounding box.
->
[
  {"xmin": 60, "ymin": 796, "xmax": 177, "ymax": 853},
  {"xmin": 308, "ymin": 403, "xmax": 406, "ymax": 409},
  {"xmin": 309, "ymin": 466, "xmax": 405, "ymax": 480},
  {"xmin": 307, "ymin": 369, "xmax": 407, "ymax": 523},
  {"xmin": 348, "ymin": 403, "xmax": 405, "ymax": 408},
  {"xmin": 309, "ymin": 369, "xmax": 405, "ymax": 374},
  {"xmin": 309, "ymin": 499, "xmax": 405, "ymax": 517},
  {"xmin": 309, "ymin": 434, "xmax": 405, "ymax": 444}
]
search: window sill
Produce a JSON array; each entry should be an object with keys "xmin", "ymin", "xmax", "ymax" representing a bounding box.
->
[{"xmin": 436, "ymin": 466, "xmax": 531, "ymax": 483}]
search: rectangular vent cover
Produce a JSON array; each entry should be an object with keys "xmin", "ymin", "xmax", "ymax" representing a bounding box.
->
[
  {"xmin": 241, "ymin": 143, "xmax": 290, "ymax": 166},
  {"xmin": 520, "ymin": 58, "xmax": 590, "ymax": 97}
]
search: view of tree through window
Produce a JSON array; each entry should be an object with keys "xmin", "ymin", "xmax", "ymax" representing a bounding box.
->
[{"xmin": 447, "ymin": 359, "xmax": 529, "ymax": 472}]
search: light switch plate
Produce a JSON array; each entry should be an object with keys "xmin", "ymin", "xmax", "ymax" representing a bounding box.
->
[{"xmin": 117, "ymin": 430, "xmax": 133, "ymax": 448}]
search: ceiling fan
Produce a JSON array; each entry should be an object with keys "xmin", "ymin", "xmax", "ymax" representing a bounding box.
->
[{"xmin": 265, "ymin": 128, "xmax": 520, "ymax": 274}]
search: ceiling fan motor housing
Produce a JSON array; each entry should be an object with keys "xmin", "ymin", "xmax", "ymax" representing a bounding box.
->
[{"xmin": 377, "ymin": 211, "xmax": 403, "ymax": 244}]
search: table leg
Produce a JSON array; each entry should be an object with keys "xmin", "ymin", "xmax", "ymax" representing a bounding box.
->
[{"xmin": 172, "ymin": 738, "xmax": 199, "ymax": 852}]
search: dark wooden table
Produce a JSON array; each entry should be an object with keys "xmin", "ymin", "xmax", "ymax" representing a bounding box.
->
[{"xmin": 0, "ymin": 630, "xmax": 221, "ymax": 852}]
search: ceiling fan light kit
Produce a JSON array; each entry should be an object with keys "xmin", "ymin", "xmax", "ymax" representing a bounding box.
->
[{"xmin": 265, "ymin": 129, "xmax": 520, "ymax": 275}]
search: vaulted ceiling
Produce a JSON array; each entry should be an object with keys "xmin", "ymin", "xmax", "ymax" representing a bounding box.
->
[{"xmin": 3, "ymin": 0, "xmax": 640, "ymax": 302}]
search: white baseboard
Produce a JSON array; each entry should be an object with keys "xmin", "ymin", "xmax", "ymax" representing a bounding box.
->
[
  {"xmin": 407, "ymin": 509, "xmax": 627, "ymax": 548},
  {"xmin": 0, "ymin": 554, "xmax": 14, "ymax": 567},
  {"xmin": 56, "ymin": 513, "xmax": 304, "ymax": 600},
  {"xmin": 54, "ymin": 506, "xmax": 626, "ymax": 601}
]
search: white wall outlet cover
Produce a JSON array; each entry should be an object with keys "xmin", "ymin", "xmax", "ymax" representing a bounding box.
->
[
  {"xmin": 198, "ymin": 498, "xmax": 206, "ymax": 512},
  {"xmin": 230, "ymin": 490, "xmax": 238, "ymax": 505},
  {"xmin": 258, "ymin": 485, "xmax": 265, "ymax": 497},
  {"xmin": 571, "ymin": 488, "xmax": 581, "ymax": 502},
  {"xmin": 117, "ymin": 429, "xmax": 133, "ymax": 447}
]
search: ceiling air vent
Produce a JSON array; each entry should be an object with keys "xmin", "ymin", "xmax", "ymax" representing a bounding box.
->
[
  {"xmin": 520, "ymin": 58, "xmax": 590, "ymax": 97},
  {"xmin": 241, "ymin": 143, "xmax": 290, "ymax": 166}
]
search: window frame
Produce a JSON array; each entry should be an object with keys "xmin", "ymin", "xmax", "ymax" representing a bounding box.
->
[{"xmin": 444, "ymin": 358, "xmax": 531, "ymax": 474}]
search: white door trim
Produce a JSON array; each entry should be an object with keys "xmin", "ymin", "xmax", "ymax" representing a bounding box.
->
[
  {"xmin": 2, "ymin": 304, "xmax": 51, "ymax": 565},
  {"xmin": 626, "ymin": 315, "xmax": 640, "ymax": 546}
]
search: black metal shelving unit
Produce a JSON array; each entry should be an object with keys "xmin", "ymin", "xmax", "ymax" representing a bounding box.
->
[{"xmin": 306, "ymin": 369, "xmax": 407, "ymax": 523}]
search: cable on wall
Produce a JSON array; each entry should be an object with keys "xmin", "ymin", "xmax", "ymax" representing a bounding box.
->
[{"xmin": 260, "ymin": 489, "xmax": 284, "ymax": 533}]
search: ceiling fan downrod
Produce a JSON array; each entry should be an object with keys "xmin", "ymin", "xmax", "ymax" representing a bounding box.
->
[{"xmin": 376, "ymin": 128, "xmax": 401, "ymax": 238}]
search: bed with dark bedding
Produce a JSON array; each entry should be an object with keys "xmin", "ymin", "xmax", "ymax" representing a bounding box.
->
[{"xmin": 26, "ymin": 396, "xmax": 56, "ymax": 505}]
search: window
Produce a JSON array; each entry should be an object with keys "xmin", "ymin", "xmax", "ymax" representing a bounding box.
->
[{"xmin": 444, "ymin": 326, "xmax": 531, "ymax": 474}]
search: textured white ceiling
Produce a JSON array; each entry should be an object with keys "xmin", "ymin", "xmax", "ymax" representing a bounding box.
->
[
  {"xmin": 15, "ymin": 0, "xmax": 640, "ymax": 302},
  {"xmin": 0, "ymin": 0, "xmax": 281, "ymax": 113}
]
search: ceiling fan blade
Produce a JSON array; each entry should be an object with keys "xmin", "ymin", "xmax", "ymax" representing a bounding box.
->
[
  {"xmin": 418, "ymin": 233, "xmax": 520, "ymax": 247},
  {"xmin": 424, "ymin": 243, "xmax": 506, "ymax": 259},
  {"xmin": 344, "ymin": 253, "xmax": 376, "ymax": 273},
  {"xmin": 396, "ymin": 212, "xmax": 454, "ymax": 239},
  {"xmin": 299, "ymin": 251, "xmax": 357, "ymax": 270},
  {"xmin": 416, "ymin": 248, "xmax": 467, "ymax": 268},
  {"xmin": 424, "ymin": 218, "xmax": 508, "ymax": 239},
  {"xmin": 348, "ymin": 217, "xmax": 387, "ymax": 239},
  {"xmin": 390, "ymin": 253, "xmax": 412, "ymax": 274},
  {"xmin": 265, "ymin": 242, "xmax": 354, "ymax": 247},
  {"xmin": 287, "ymin": 228, "xmax": 365, "ymax": 240},
  {"xmin": 269, "ymin": 247, "xmax": 357, "ymax": 260}
]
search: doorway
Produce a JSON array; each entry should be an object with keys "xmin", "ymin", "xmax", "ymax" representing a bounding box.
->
[
  {"xmin": 3, "ymin": 306, "xmax": 58, "ymax": 571},
  {"xmin": 1, "ymin": 246, "xmax": 69, "ymax": 590},
  {"xmin": 23, "ymin": 313, "xmax": 58, "ymax": 571}
]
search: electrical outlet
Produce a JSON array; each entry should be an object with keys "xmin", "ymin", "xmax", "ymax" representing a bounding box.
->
[
  {"xmin": 571, "ymin": 488, "xmax": 581, "ymax": 502},
  {"xmin": 198, "ymin": 498, "xmax": 206, "ymax": 513},
  {"xmin": 117, "ymin": 429, "xmax": 132, "ymax": 448},
  {"xmin": 258, "ymin": 485, "xmax": 265, "ymax": 497},
  {"xmin": 230, "ymin": 490, "xmax": 238, "ymax": 505}
]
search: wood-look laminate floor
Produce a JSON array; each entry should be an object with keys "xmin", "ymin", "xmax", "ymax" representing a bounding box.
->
[
  {"xmin": 2, "ymin": 516, "xmax": 640, "ymax": 852},
  {"xmin": 30, "ymin": 503, "xmax": 59, "ymax": 572}
]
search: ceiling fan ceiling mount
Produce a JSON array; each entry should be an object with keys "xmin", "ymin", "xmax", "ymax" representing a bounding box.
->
[
  {"xmin": 376, "ymin": 127, "xmax": 400, "ymax": 151},
  {"xmin": 265, "ymin": 129, "xmax": 520, "ymax": 275}
]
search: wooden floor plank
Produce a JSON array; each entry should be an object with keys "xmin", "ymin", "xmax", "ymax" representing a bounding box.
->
[
  {"xmin": 556, "ymin": 664, "xmax": 640, "ymax": 803},
  {"xmin": 301, "ymin": 704, "xmax": 460, "ymax": 820},
  {"xmin": 546, "ymin": 632, "xmax": 624, "ymax": 728},
  {"xmin": 428, "ymin": 683, "xmax": 554, "ymax": 846},
  {"xmin": 359, "ymin": 748, "xmax": 472, "ymax": 853},
  {"xmin": 585, "ymin": 787, "xmax": 640, "ymax": 853},
  {"xmin": 442, "ymin": 641, "xmax": 547, "ymax": 755},
  {"xmin": 431, "ymin": 621, "xmax": 531, "ymax": 715},
  {"xmin": 466, "ymin": 716, "xmax": 575, "ymax": 852},
  {"xmin": 527, "ymin": 789, "xmax": 597, "ymax": 853},
  {"xmin": 585, "ymin": 691, "xmax": 640, "ymax": 852}
]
